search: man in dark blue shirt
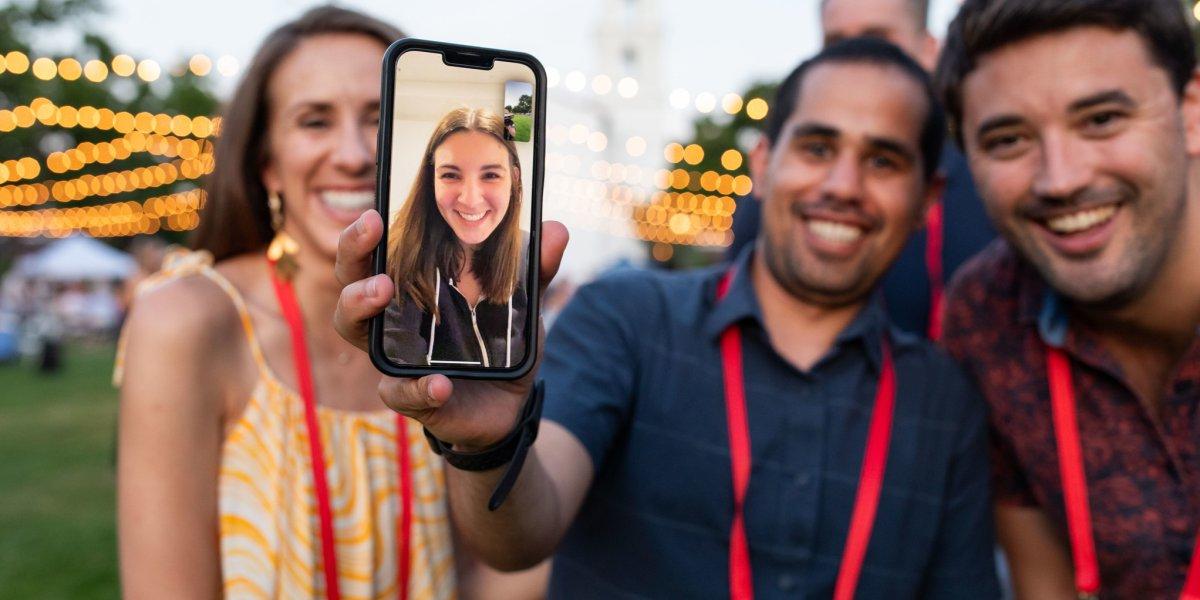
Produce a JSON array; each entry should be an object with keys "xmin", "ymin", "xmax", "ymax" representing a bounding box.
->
[
  {"xmin": 335, "ymin": 38, "xmax": 999, "ymax": 598},
  {"xmin": 728, "ymin": 0, "xmax": 996, "ymax": 339}
]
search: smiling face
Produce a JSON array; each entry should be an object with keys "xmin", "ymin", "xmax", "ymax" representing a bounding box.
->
[
  {"xmin": 431, "ymin": 130, "xmax": 515, "ymax": 247},
  {"xmin": 261, "ymin": 33, "xmax": 384, "ymax": 262},
  {"xmin": 961, "ymin": 26, "xmax": 1194, "ymax": 307},
  {"xmin": 750, "ymin": 61, "xmax": 937, "ymax": 307}
]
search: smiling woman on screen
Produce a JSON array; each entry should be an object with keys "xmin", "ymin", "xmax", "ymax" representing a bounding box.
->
[{"xmin": 385, "ymin": 107, "xmax": 527, "ymax": 368}]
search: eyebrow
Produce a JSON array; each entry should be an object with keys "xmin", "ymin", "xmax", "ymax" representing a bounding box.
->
[
  {"xmin": 435, "ymin": 164, "xmax": 505, "ymax": 171},
  {"xmin": 284, "ymin": 99, "xmax": 380, "ymax": 117},
  {"xmin": 1068, "ymin": 89, "xmax": 1135, "ymax": 113},
  {"xmin": 790, "ymin": 123, "xmax": 840, "ymax": 139},
  {"xmin": 790, "ymin": 122, "xmax": 917, "ymax": 162},
  {"xmin": 974, "ymin": 89, "xmax": 1136, "ymax": 141},
  {"xmin": 975, "ymin": 114, "xmax": 1025, "ymax": 141}
]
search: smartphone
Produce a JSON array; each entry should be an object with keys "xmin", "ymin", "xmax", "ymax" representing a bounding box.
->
[{"xmin": 370, "ymin": 39, "xmax": 545, "ymax": 380}]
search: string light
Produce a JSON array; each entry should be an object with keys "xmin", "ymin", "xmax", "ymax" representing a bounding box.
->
[
  {"xmin": 745, "ymin": 98, "xmax": 769, "ymax": 120},
  {"xmin": 0, "ymin": 50, "xmax": 243, "ymax": 82},
  {"xmin": 0, "ymin": 189, "xmax": 205, "ymax": 238},
  {"xmin": 44, "ymin": 132, "xmax": 214, "ymax": 176},
  {"xmin": 0, "ymin": 98, "xmax": 219, "ymax": 136},
  {"xmin": 0, "ymin": 154, "xmax": 214, "ymax": 209}
]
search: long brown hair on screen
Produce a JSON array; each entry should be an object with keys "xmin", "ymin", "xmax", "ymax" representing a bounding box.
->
[
  {"xmin": 192, "ymin": 5, "xmax": 404, "ymax": 261},
  {"xmin": 387, "ymin": 107, "xmax": 524, "ymax": 318}
]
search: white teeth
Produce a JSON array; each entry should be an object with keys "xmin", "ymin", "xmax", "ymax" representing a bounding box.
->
[
  {"xmin": 1045, "ymin": 205, "xmax": 1117, "ymax": 234},
  {"xmin": 808, "ymin": 219, "xmax": 863, "ymax": 243},
  {"xmin": 457, "ymin": 211, "xmax": 486, "ymax": 222},
  {"xmin": 321, "ymin": 190, "xmax": 374, "ymax": 210}
]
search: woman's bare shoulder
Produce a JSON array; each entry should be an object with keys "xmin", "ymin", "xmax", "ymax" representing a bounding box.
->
[{"xmin": 122, "ymin": 253, "xmax": 265, "ymax": 367}]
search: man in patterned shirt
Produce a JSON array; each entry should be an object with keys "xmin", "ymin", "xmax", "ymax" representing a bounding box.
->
[{"xmin": 936, "ymin": 0, "xmax": 1200, "ymax": 597}]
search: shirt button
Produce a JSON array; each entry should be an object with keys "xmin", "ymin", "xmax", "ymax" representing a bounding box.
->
[
  {"xmin": 793, "ymin": 473, "xmax": 811, "ymax": 488},
  {"xmin": 777, "ymin": 574, "xmax": 797, "ymax": 592}
]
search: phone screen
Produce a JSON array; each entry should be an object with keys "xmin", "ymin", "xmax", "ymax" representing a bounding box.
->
[{"xmin": 380, "ymin": 47, "xmax": 539, "ymax": 372}]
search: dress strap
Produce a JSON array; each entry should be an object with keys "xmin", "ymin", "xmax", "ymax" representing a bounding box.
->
[{"xmin": 113, "ymin": 249, "xmax": 272, "ymax": 386}]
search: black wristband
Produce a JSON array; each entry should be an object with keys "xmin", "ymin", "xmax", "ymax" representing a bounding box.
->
[{"xmin": 423, "ymin": 380, "xmax": 544, "ymax": 511}]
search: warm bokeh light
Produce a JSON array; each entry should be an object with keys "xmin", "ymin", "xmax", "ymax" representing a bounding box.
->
[
  {"xmin": 663, "ymin": 142, "xmax": 684, "ymax": 164},
  {"xmin": 722, "ymin": 93, "xmax": 744, "ymax": 115},
  {"xmin": 721, "ymin": 149, "xmax": 743, "ymax": 171},
  {"xmin": 586, "ymin": 131, "xmax": 608, "ymax": 152},
  {"xmin": 651, "ymin": 242, "xmax": 674, "ymax": 262},
  {"xmin": 694, "ymin": 92, "xmax": 716, "ymax": 113},
  {"xmin": 136, "ymin": 59, "xmax": 161, "ymax": 82},
  {"xmin": 111, "ymin": 54, "xmax": 136, "ymax": 77},
  {"xmin": 188, "ymin": 54, "xmax": 212, "ymax": 77},
  {"xmin": 617, "ymin": 76, "xmax": 638, "ymax": 98},
  {"xmin": 216, "ymin": 55, "xmax": 239, "ymax": 77},
  {"xmin": 591, "ymin": 74, "xmax": 612, "ymax": 95},
  {"xmin": 83, "ymin": 59, "xmax": 108, "ymax": 82},
  {"xmin": 5, "ymin": 51, "xmax": 29, "ymax": 74},
  {"xmin": 625, "ymin": 136, "xmax": 647, "ymax": 157},
  {"xmin": 683, "ymin": 143, "xmax": 704, "ymax": 165},
  {"xmin": 57, "ymin": 58, "xmax": 82, "ymax": 81},
  {"xmin": 746, "ymin": 98, "xmax": 769, "ymax": 120},
  {"xmin": 31, "ymin": 57, "xmax": 56, "ymax": 80},
  {"xmin": 732, "ymin": 174, "xmax": 753, "ymax": 196}
]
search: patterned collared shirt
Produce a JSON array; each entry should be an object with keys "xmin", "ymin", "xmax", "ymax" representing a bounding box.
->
[{"xmin": 942, "ymin": 240, "xmax": 1200, "ymax": 598}]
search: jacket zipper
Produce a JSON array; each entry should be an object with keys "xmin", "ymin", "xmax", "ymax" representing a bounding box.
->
[
  {"xmin": 449, "ymin": 277, "xmax": 491, "ymax": 367},
  {"xmin": 468, "ymin": 305, "xmax": 490, "ymax": 368}
]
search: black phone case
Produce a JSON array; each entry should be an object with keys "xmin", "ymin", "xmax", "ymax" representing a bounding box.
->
[{"xmin": 369, "ymin": 38, "xmax": 545, "ymax": 380}]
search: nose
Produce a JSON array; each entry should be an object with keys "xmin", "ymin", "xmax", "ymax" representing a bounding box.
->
[
  {"xmin": 331, "ymin": 119, "xmax": 373, "ymax": 175},
  {"xmin": 458, "ymin": 175, "xmax": 486, "ymax": 208},
  {"xmin": 1031, "ymin": 131, "xmax": 1091, "ymax": 202},
  {"xmin": 819, "ymin": 151, "xmax": 863, "ymax": 203}
]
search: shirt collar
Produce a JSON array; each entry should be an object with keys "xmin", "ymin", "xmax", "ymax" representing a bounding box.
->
[
  {"xmin": 702, "ymin": 244, "xmax": 763, "ymax": 340},
  {"xmin": 702, "ymin": 244, "xmax": 889, "ymax": 372},
  {"xmin": 1014, "ymin": 257, "xmax": 1069, "ymax": 348}
]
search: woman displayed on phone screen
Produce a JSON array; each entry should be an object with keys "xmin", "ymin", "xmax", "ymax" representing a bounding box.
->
[{"xmin": 385, "ymin": 107, "xmax": 527, "ymax": 367}]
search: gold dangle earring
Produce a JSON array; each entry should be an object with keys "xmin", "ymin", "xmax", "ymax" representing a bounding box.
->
[{"xmin": 267, "ymin": 191, "xmax": 300, "ymax": 279}]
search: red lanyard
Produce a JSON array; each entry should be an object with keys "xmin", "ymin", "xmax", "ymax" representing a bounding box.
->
[
  {"xmin": 717, "ymin": 270, "xmax": 896, "ymax": 600},
  {"xmin": 925, "ymin": 198, "xmax": 944, "ymax": 341},
  {"xmin": 269, "ymin": 264, "xmax": 412, "ymax": 600},
  {"xmin": 1046, "ymin": 345, "xmax": 1200, "ymax": 599}
]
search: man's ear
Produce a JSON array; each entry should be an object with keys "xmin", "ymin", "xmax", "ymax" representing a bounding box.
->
[
  {"xmin": 748, "ymin": 135, "xmax": 772, "ymax": 194},
  {"xmin": 1182, "ymin": 68, "xmax": 1200, "ymax": 156}
]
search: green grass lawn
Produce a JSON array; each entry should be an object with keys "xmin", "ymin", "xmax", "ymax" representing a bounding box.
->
[
  {"xmin": 0, "ymin": 344, "xmax": 120, "ymax": 599},
  {"xmin": 512, "ymin": 114, "xmax": 532, "ymax": 143}
]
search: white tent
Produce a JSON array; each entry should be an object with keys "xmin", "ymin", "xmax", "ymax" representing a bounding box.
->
[{"xmin": 22, "ymin": 235, "xmax": 137, "ymax": 282}]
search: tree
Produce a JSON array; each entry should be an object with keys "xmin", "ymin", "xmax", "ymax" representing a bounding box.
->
[
  {"xmin": 653, "ymin": 80, "xmax": 777, "ymax": 269},
  {"xmin": 0, "ymin": 0, "xmax": 219, "ymax": 262}
]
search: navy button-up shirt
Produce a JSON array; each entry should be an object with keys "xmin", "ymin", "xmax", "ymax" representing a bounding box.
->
[{"xmin": 540, "ymin": 248, "xmax": 1000, "ymax": 598}]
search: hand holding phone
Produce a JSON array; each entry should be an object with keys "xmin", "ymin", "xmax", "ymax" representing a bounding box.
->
[
  {"xmin": 371, "ymin": 39, "xmax": 546, "ymax": 380},
  {"xmin": 333, "ymin": 209, "xmax": 568, "ymax": 450}
]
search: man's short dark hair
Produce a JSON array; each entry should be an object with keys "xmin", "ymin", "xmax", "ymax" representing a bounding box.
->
[
  {"xmin": 935, "ymin": 0, "xmax": 1197, "ymax": 145},
  {"xmin": 819, "ymin": 0, "xmax": 931, "ymax": 32},
  {"xmin": 765, "ymin": 36, "xmax": 946, "ymax": 182}
]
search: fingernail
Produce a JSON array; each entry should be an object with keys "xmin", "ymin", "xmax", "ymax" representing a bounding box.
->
[
  {"xmin": 355, "ymin": 214, "xmax": 367, "ymax": 235},
  {"xmin": 365, "ymin": 275, "xmax": 379, "ymax": 298},
  {"xmin": 426, "ymin": 380, "xmax": 436, "ymax": 398}
]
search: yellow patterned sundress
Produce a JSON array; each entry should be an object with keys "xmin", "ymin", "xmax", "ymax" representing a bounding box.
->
[{"xmin": 117, "ymin": 251, "xmax": 456, "ymax": 599}]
